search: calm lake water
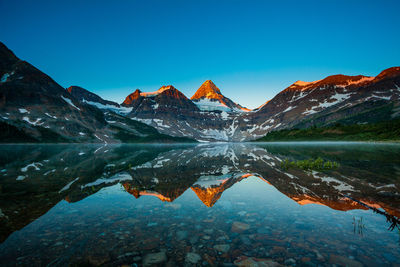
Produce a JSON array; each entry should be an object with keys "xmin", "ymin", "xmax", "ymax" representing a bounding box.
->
[{"xmin": 0, "ymin": 143, "xmax": 399, "ymax": 266}]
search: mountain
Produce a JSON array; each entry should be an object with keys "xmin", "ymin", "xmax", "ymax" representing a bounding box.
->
[
  {"xmin": 0, "ymin": 42, "xmax": 194, "ymax": 143},
  {"xmin": 191, "ymin": 80, "xmax": 250, "ymax": 112},
  {"xmin": 122, "ymin": 85, "xmax": 198, "ymax": 113},
  {"xmin": 120, "ymin": 68, "xmax": 400, "ymax": 141},
  {"xmin": 122, "ymin": 85, "xmax": 242, "ymax": 141},
  {"xmin": 243, "ymin": 68, "xmax": 400, "ymax": 139},
  {"xmin": 67, "ymin": 86, "xmax": 120, "ymax": 109},
  {"xmin": 1, "ymin": 41, "xmax": 399, "ymax": 142}
]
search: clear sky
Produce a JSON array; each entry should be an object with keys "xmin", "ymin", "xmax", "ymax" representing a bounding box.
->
[{"xmin": 1, "ymin": 0, "xmax": 399, "ymax": 109}]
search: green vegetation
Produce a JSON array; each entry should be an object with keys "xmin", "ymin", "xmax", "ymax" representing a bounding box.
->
[
  {"xmin": 255, "ymin": 119, "xmax": 400, "ymax": 142},
  {"xmin": 281, "ymin": 157, "xmax": 339, "ymax": 171},
  {"xmin": 353, "ymin": 216, "xmax": 366, "ymax": 236}
]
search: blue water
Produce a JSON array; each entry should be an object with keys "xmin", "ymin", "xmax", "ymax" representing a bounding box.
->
[{"xmin": 0, "ymin": 143, "xmax": 399, "ymax": 266}]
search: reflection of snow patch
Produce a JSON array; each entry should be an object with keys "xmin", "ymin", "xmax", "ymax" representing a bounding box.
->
[
  {"xmin": 312, "ymin": 171, "xmax": 354, "ymax": 192},
  {"xmin": 45, "ymin": 113, "xmax": 57, "ymax": 119},
  {"xmin": 221, "ymin": 165, "xmax": 229, "ymax": 174},
  {"xmin": 81, "ymin": 172, "xmax": 132, "ymax": 188},
  {"xmin": 21, "ymin": 162, "xmax": 42, "ymax": 172},
  {"xmin": 59, "ymin": 177, "xmax": 80, "ymax": 193}
]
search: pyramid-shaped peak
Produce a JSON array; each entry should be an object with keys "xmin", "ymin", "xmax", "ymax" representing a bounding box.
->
[
  {"xmin": 122, "ymin": 89, "xmax": 142, "ymax": 106},
  {"xmin": 191, "ymin": 80, "xmax": 223, "ymax": 100},
  {"xmin": 202, "ymin": 80, "xmax": 221, "ymax": 93}
]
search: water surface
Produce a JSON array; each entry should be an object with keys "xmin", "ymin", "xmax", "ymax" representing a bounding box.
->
[{"xmin": 0, "ymin": 143, "xmax": 399, "ymax": 266}]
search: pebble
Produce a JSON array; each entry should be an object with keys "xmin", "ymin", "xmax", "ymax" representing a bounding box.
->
[
  {"xmin": 329, "ymin": 254, "xmax": 362, "ymax": 267},
  {"xmin": 234, "ymin": 256, "xmax": 283, "ymax": 267},
  {"xmin": 185, "ymin": 252, "xmax": 202, "ymax": 264},
  {"xmin": 202, "ymin": 235, "xmax": 211, "ymax": 240},
  {"xmin": 231, "ymin": 222, "xmax": 250, "ymax": 233},
  {"xmin": 204, "ymin": 229, "xmax": 214, "ymax": 235},
  {"xmin": 176, "ymin": 230, "xmax": 188, "ymax": 241},
  {"xmin": 143, "ymin": 252, "xmax": 167, "ymax": 266},
  {"xmin": 285, "ymin": 258, "xmax": 296, "ymax": 265},
  {"xmin": 214, "ymin": 244, "xmax": 230, "ymax": 253}
]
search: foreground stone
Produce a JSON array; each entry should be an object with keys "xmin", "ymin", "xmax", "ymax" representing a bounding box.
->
[
  {"xmin": 214, "ymin": 244, "xmax": 230, "ymax": 253},
  {"xmin": 185, "ymin": 252, "xmax": 201, "ymax": 264},
  {"xmin": 329, "ymin": 254, "xmax": 362, "ymax": 267},
  {"xmin": 143, "ymin": 252, "xmax": 167, "ymax": 266},
  {"xmin": 234, "ymin": 256, "xmax": 283, "ymax": 267},
  {"xmin": 231, "ymin": 221, "xmax": 250, "ymax": 233}
]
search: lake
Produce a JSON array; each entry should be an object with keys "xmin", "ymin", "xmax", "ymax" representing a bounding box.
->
[{"xmin": 0, "ymin": 143, "xmax": 399, "ymax": 266}]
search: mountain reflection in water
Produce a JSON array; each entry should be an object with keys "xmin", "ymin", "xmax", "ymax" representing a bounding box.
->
[{"xmin": 0, "ymin": 143, "xmax": 399, "ymax": 266}]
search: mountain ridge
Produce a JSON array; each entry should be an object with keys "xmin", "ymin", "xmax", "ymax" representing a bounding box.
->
[{"xmin": 1, "ymin": 41, "xmax": 399, "ymax": 142}]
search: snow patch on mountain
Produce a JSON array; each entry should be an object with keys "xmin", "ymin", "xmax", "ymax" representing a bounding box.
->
[
  {"xmin": 83, "ymin": 100, "xmax": 132, "ymax": 114},
  {"xmin": 1, "ymin": 72, "xmax": 12, "ymax": 83},
  {"xmin": 303, "ymin": 92, "xmax": 353, "ymax": 115},
  {"xmin": 23, "ymin": 117, "xmax": 43, "ymax": 126},
  {"xmin": 61, "ymin": 96, "xmax": 81, "ymax": 111},
  {"xmin": 194, "ymin": 98, "xmax": 231, "ymax": 112},
  {"xmin": 140, "ymin": 86, "xmax": 172, "ymax": 97}
]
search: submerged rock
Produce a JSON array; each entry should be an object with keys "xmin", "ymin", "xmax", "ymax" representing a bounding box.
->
[
  {"xmin": 214, "ymin": 244, "xmax": 230, "ymax": 253},
  {"xmin": 176, "ymin": 230, "xmax": 188, "ymax": 241},
  {"xmin": 185, "ymin": 252, "xmax": 201, "ymax": 264},
  {"xmin": 329, "ymin": 254, "xmax": 362, "ymax": 267},
  {"xmin": 143, "ymin": 252, "xmax": 167, "ymax": 266},
  {"xmin": 231, "ymin": 222, "xmax": 250, "ymax": 233},
  {"xmin": 234, "ymin": 256, "xmax": 283, "ymax": 267}
]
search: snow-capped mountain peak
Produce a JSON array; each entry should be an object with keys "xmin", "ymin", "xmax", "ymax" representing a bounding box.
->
[{"xmin": 191, "ymin": 80, "xmax": 250, "ymax": 112}]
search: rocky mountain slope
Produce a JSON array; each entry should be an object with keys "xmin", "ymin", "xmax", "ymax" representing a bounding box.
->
[
  {"xmin": 0, "ymin": 42, "xmax": 193, "ymax": 143},
  {"xmin": 244, "ymin": 68, "xmax": 400, "ymax": 139}
]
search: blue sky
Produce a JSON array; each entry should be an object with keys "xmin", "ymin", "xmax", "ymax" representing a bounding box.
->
[{"xmin": 1, "ymin": 0, "xmax": 399, "ymax": 109}]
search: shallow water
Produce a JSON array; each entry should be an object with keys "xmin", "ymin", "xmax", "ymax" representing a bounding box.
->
[{"xmin": 0, "ymin": 143, "xmax": 399, "ymax": 266}]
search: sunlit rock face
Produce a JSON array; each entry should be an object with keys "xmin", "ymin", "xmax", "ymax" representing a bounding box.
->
[
  {"xmin": 1, "ymin": 143, "xmax": 399, "ymax": 243},
  {"xmin": 191, "ymin": 80, "xmax": 250, "ymax": 112}
]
